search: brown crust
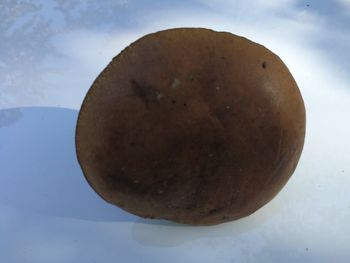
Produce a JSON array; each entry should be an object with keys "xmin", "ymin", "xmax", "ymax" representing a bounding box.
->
[{"xmin": 76, "ymin": 28, "xmax": 306, "ymax": 225}]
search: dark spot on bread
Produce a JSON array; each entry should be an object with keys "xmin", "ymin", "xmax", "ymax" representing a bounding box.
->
[
  {"xmin": 207, "ymin": 207, "xmax": 224, "ymax": 215},
  {"xmin": 131, "ymin": 80, "xmax": 160, "ymax": 108}
]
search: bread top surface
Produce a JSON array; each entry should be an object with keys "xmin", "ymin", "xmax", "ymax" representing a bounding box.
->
[{"xmin": 76, "ymin": 28, "xmax": 305, "ymax": 225}]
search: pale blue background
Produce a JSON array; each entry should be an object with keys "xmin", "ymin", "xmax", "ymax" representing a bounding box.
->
[{"xmin": 1, "ymin": 1, "xmax": 350, "ymax": 262}]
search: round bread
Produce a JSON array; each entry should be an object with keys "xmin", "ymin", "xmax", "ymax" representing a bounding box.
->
[{"xmin": 76, "ymin": 28, "xmax": 305, "ymax": 225}]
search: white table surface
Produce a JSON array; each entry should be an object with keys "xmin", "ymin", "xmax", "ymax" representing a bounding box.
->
[{"xmin": 1, "ymin": 1, "xmax": 350, "ymax": 262}]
